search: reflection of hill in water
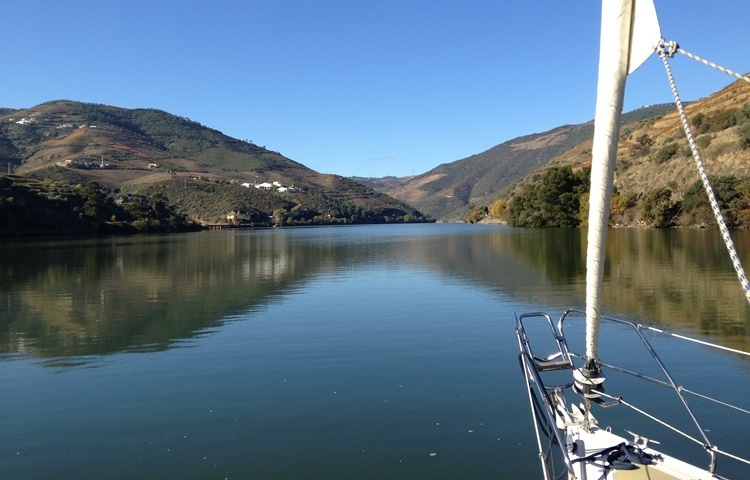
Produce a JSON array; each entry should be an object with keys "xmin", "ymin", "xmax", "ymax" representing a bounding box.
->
[
  {"xmin": 423, "ymin": 227, "xmax": 750, "ymax": 354},
  {"xmin": 601, "ymin": 230, "xmax": 750, "ymax": 349},
  {"xmin": 0, "ymin": 232, "xmax": 363, "ymax": 360},
  {"xmin": 389, "ymin": 227, "xmax": 586, "ymax": 302},
  {"xmin": 2, "ymin": 226, "xmax": 749, "ymax": 361}
]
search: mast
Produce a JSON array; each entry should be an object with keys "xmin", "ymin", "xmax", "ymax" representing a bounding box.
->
[{"xmin": 585, "ymin": 0, "xmax": 660, "ymax": 359}]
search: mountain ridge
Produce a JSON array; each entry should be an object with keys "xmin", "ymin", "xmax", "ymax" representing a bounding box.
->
[
  {"xmin": 0, "ymin": 100, "xmax": 431, "ymax": 228},
  {"xmin": 5, "ymin": 80, "xmax": 750, "ymax": 231},
  {"xmin": 357, "ymin": 104, "xmax": 676, "ymax": 221}
]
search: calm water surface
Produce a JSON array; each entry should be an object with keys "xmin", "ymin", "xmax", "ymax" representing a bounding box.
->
[{"xmin": 1, "ymin": 224, "xmax": 749, "ymax": 479}]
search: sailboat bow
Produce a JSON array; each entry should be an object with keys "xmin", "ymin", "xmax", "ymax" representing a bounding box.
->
[{"xmin": 514, "ymin": 1, "xmax": 750, "ymax": 479}]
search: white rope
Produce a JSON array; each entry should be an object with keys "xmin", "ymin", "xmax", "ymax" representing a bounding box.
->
[
  {"xmin": 673, "ymin": 45, "xmax": 750, "ymax": 84},
  {"xmin": 657, "ymin": 41, "xmax": 750, "ymax": 307}
]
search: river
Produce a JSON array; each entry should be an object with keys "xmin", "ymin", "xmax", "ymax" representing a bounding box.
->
[{"xmin": 0, "ymin": 224, "xmax": 748, "ymax": 478}]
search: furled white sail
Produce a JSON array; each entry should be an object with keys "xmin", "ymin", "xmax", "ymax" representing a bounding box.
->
[
  {"xmin": 585, "ymin": 0, "xmax": 661, "ymax": 359},
  {"xmin": 628, "ymin": 0, "xmax": 661, "ymax": 74}
]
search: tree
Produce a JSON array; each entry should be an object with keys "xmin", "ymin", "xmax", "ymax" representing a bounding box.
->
[
  {"xmin": 509, "ymin": 167, "xmax": 589, "ymax": 227},
  {"xmin": 488, "ymin": 198, "xmax": 506, "ymax": 220},
  {"xmin": 81, "ymin": 181, "xmax": 111, "ymax": 220},
  {"xmin": 641, "ymin": 187, "xmax": 677, "ymax": 227},
  {"xmin": 465, "ymin": 205, "xmax": 488, "ymax": 224},
  {"xmin": 682, "ymin": 176, "xmax": 742, "ymax": 227},
  {"xmin": 122, "ymin": 193, "xmax": 191, "ymax": 231}
]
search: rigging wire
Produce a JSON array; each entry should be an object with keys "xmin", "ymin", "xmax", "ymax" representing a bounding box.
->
[
  {"xmin": 593, "ymin": 389, "xmax": 750, "ymax": 467},
  {"xmin": 657, "ymin": 40, "xmax": 750, "ymax": 307},
  {"xmin": 643, "ymin": 325, "xmax": 750, "ymax": 358},
  {"xmin": 673, "ymin": 46, "xmax": 750, "ymax": 84}
]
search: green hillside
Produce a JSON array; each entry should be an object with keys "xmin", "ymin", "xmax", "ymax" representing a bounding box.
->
[
  {"xmin": 371, "ymin": 81, "xmax": 750, "ymax": 226},
  {"xmin": 375, "ymin": 105, "xmax": 675, "ymax": 221},
  {"xmin": 0, "ymin": 175, "xmax": 199, "ymax": 236},
  {"xmin": 0, "ymin": 100, "xmax": 431, "ymax": 235},
  {"xmin": 488, "ymin": 79, "xmax": 750, "ymax": 227}
]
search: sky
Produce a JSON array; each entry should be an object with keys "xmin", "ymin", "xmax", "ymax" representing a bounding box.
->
[{"xmin": 3, "ymin": 1, "xmax": 750, "ymax": 178}]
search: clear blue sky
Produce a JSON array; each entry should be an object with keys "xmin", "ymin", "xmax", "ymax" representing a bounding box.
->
[{"xmin": 3, "ymin": 1, "xmax": 749, "ymax": 178}]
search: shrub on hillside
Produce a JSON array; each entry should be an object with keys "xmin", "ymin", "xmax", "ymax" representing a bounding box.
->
[
  {"xmin": 680, "ymin": 175, "xmax": 745, "ymax": 228},
  {"xmin": 739, "ymin": 123, "xmax": 750, "ymax": 150},
  {"xmin": 509, "ymin": 166, "xmax": 589, "ymax": 227},
  {"xmin": 631, "ymin": 133, "xmax": 653, "ymax": 155},
  {"xmin": 655, "ymin": 143, "xmax": 679, "ymax": 164},
  {"xmin": 641, "ymin": 187, "xmax": 677, "ymax": 227}
]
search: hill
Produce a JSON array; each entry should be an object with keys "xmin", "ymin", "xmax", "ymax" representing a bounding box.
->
[
  {"xmin": 0, "ymin": 101, "xmax": 431, "ymax": 231},
  {"xmin": 0, "ymin": 174, "xmax": 200, "ymax": 236},
  {"xmin": 363, "ymin": 105, "xmax": 676, "ymax": 221},
  {"xmin": 495, "ymin": 78, "xmax": 750, "ymax": 227}
]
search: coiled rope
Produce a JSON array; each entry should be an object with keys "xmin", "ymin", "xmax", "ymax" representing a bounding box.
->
[{"xmin": 656, "ymin": 39, "xmax": 750, "ymax": 307}]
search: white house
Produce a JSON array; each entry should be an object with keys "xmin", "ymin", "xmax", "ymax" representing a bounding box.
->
[{"xmin": 255, "ymin": 182, "xmax": 273, "ymax": 190}]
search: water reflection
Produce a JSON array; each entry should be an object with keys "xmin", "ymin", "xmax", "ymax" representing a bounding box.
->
[
  {"xmin": 602, "ymin": 229, "xmax": 750, "ymax": 350},
  {"xmin": 0, "ymin": 232, "xmax": 324, "ymax": 359},
  {"xmin": 1, "ymin": 225, "xmax": 749, "ymax": 361}
]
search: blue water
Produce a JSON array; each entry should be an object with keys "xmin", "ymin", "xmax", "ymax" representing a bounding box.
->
[{"xmin": 0, "ymin": 224, "xmax": 748, "ymax": 478}]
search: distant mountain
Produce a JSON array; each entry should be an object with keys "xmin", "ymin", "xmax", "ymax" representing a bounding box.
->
[
  {"xmin": 9, "ymin": 89, "xmax": 745, "ymax": 231},
  {"xmin": 510, "ymin": 79, "xmax": 750, "ymax": 227},
  {"xmin": 363, "ymin": 104, "xmax": 676, "ymax": 221},
  {"xmin": 350, "ymin": 175, "xmax": 414, "ymax": 192},
  {"xmin": 0, "ymin": 101, "xmax": 430, "ymax": 226}
]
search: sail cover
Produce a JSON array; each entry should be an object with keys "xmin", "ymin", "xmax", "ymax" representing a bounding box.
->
[{"xmin": 585, "ymin": 0, "xmax": 661, "ymax": 359}]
